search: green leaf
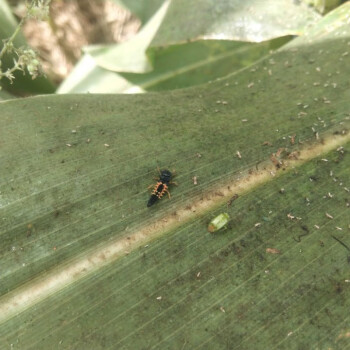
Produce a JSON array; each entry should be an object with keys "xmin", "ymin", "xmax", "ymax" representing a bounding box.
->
[
  {"xmin": 113, "ymin": 0, "xmax": 166, "ymax": 24},
  {"xmin": 0, "ymin": 88, "xmax": 15, "ymax": 100},
  {"xmin": 88, "ymin": 0, "xmax": 320, "ymax": 73},
  {"xmin": 302, "ymin": 0, "xmax": 344, "ymax": 14},
  {"xmin": 58, "ymin": 36, "xmax": 291, "ymax": 93},
  {"xmin": 150, "ymin": 0, "xmax": 320, "ymax": 46},
  {"xmin": 59, "ymin": 0, "xmax": 319, "ymax": 93},
  {"xmin": 1, "ymin": 3, "xmax": 350, "ymax": 348},
  {"xmin": 0, "ymin": 0, "xmax": 55, "ymax": 95},
  {"xmin": 0, "ymin": 0, "xmax": 26, "ymax": 45},
  {"xmin": 85, "ymin": 0, "xmax": 171, "ymax": 73}
]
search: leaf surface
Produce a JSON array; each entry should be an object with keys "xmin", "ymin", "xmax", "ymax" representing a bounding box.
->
[{"xmin": 1, "ymin": 4, "xmax": 350, "ymax": 349}]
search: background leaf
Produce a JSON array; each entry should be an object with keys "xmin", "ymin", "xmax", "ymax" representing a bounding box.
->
[
  {"xmin": 114, "ymin": 0, "xmax": 166, "ymax": 24},
  {"xmin": 58, "ymin": 0, "xmax": 320, "ymax": 94},
  {"xmin": 0, "ymin": 0, "xmax": 55, "ymax": 95},
  {"xmin": 89, "ymin": 0, "xmax": 320, "ymax": 73},
  {"xmin": 0, "ymin": 89, "xmax": 15, "ymax": 100},
  {"xmin": 58, "ymin": 36, "xmax": 291, "ymax": 93},
  {"xmin": 0, "ymin": 0, "xmax": 27, "ymax": 44},
  {"xmin": 302, "ymin": 0, "xmax": 345, "ymax": 14},
  {"xmin": 149, "ymin": 0, "xmax": 320, "ymax": 46},
  {"xmin": 85, "ymin": 0, "xmax": 171, "ymax": 73}
]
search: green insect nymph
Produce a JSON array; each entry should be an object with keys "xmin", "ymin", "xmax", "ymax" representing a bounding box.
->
[{"xmin": 208, "ymin": 212, "xmax": 230, "ymax": 233}]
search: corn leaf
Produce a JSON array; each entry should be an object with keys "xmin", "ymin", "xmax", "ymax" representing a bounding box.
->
[{"xmin": 1, "ymin": 4, "xmax": 350, "ymax": 349}]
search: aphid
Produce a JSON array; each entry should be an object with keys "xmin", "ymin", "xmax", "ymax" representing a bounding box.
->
[
  {"xmin": 147, "ymin": 168, "xmax": 177, "ymax": 207},
  {"xmin": 208, "ymin": 213, "xmax": 230, "ymax": 233}
]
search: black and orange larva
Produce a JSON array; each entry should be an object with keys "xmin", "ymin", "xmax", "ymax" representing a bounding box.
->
[{"xmin": 147, "ymin": 168, "xmax": 176, "ymax": 207}]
